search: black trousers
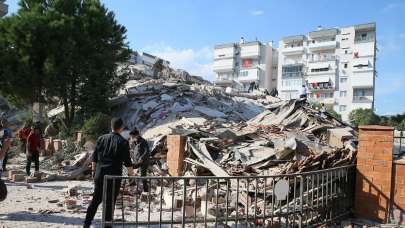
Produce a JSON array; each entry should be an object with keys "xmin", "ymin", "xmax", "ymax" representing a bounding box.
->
[
  {"xmin": 140, "ymin": 165, "xmax": 149, "ymax": 192},
  {"xmin": 26, "ymin": 153, "xmax": 39, "ymax": 175},
  {"xmin": 2, "ymin": 152, "xmax": 8, "ymax": 170},
  {"xmin": 84, "ymin": 177, "xmax": 121, "ymax": 227}
]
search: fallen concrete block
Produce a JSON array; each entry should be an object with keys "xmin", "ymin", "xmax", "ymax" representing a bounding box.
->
[
  {"xmin": 8, "ymin": 170, "xmax": 25, "ymax": 180},
  {"xmin": 194, "ymin": 106, "xmax": 226, "ymax": 118},
  {"xmin": 12, "ymin": 174, "xmax": 26, "ymax": 182}
]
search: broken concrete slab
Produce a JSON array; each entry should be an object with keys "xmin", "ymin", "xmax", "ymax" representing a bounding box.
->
[{"xmin": 194, "ymin": 106, "xmax": 226, "ymax": 118}]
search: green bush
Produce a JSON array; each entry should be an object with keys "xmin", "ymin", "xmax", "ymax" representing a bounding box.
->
[
  {"xmin": 349, "ymin": 108, "xmax": 380, "ymax": 127},
  {"xmin": 81, "ymin": 113, "xmax": 111, "ymax": 141}
]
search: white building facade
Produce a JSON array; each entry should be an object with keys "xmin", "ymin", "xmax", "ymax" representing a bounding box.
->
[
  {"xmin": 277, "ymin": 23, "xmax": 376, "ymax": 121},
  {"xmin": 213, "ymin": 40, "xmax": 278, "ymax": 92}
]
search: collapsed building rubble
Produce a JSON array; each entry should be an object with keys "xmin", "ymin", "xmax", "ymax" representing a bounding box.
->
[{"xmin": 38, "ymin": 65, "xmax": 358, "ymax": 182}]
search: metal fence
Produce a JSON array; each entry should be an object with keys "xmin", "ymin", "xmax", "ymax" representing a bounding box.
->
[
  {"xmin": 393, "ymin": 131, "xmax": 405, "ymax": 158},
  {"xmin": 101, "ymin": 165, "xmax": 356, "ymax": 227}
]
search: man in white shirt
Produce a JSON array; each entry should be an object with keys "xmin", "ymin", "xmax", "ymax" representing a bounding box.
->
[{"xmin": 299, "ymin": 85, "xmax": 308, "ymax": 101}]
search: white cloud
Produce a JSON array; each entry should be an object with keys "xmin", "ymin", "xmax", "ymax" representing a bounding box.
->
[
  {"xmin": 382, "ymin": 3, "xmax": 403, "ymax": 12},
  {"xmin": 250, "ymin": 10, "xmax": 264, "ymax": 16},
  {"xmin": 142, "ymin": 42, "xmax": 214, "ymax": 81}
]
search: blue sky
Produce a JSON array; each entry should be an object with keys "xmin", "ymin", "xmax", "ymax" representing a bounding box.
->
[{"xmin": 5, "ymin": 0, "xmax": 405, "ymax": 115}]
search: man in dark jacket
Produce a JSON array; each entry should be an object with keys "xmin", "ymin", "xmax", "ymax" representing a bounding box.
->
[
  {"xmin": 129, "ymin": 128, "xmax": 150, "ymax": 192},
  {"xmin": 84, "ymin": 118, "xmax": 134, "ymax": 228}
]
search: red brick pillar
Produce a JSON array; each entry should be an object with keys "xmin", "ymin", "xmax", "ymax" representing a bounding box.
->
[
  {"xmin": 355, "ymin": 125, "xmax": 394, "ymax": 222},
  {"xmin": 167, "ymin": 135, "xmax": 186, "ymax": 176}
]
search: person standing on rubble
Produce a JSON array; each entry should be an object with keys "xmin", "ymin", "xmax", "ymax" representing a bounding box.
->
[
  {"xmin": 299, "ymin": 84, "xmax": 308, "ymax": 101},
  {"xmin": 26, "ymin": 126, "xmax": 41, "ymax": 176},
  {"xmin": 84, "ymin": 118, "xmax": 134, "ymax": 228},
  {"xmin": 129, "ymin": 128, "xmax": 150, "ymax": 192}
]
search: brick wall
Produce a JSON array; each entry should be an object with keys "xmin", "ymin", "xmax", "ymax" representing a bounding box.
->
[
  {"xmin": 355, "ymin": 125, "xmax": 394, "ymax": 223},
  {"xmin": 166, "ymin": 135, "xmax": 186, "ymax": 176},
  {"xmin": 392, "ymin": 161, "xmax": 405, "ymax": 224}
]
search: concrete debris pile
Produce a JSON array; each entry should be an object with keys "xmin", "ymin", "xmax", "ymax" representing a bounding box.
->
[
  {"xmin": 110, "ymin": 69, "xmax": 358, "ymax": 178},
  {"xmin": 160, "ymin": 100, "xmax": 358, "ymax": 177},
  {"xmin": 45, "ymin": 68, "xmax": 358, "ymax": 181}
]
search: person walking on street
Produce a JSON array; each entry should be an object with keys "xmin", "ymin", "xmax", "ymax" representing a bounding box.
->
[
  {"xmin": 84, "ymin": 118, "xmax": 134, "ymax": 228},
  {"xmin": 129, "ymin": 128, "xmax": 150, "ymax": 192},
  {"xmin": 26, "ymin": 126, "xmax": 41, "ymax": 176}
]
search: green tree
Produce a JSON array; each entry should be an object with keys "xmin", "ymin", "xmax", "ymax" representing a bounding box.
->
[
  {"xmin": 0, "ymin": 0, "xmax": 130, "ymax": 127},
  {"xmin": 349, "ymin": 108, "xmax": 380, "ymax": 127},
  {"xmin": 396, "ymin": 119, "xmax": 405, "ymax": 131},
  {"xmin": 81, "ymin": 113, "xmax": 111, "ymax": 141}
]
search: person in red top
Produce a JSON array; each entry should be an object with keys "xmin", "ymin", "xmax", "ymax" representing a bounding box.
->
[
  {"xmin": 18, "ymin": 122, "xmax": 32, "ymax": 153},
  {"xmin": 26, "ymin": 126, "xmax": 41, "ymax": 176}
]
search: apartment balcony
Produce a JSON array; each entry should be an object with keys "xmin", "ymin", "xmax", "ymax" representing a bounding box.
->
[
  {"xmin": 240, "ymin": 42, "xmax": 261, "ymax": 59},
  {"xmin": 353, "ymin": 96, "xmax": 373, "ymax": 103},
  {"xmin": 282, "ymin": 46, "xmax": 304, "ymax": 55},
  {"xmin": 308, "ymin": 40, "xmax": 337, "ymax": 51},
  {"xmin": 215, "ymin": 78, "xmax": 233, "ymax": 86},
  {"xmin": 307, "ymin": 56, "xmax": 336, "ymax": 63},
  {"xmin": 0, "ymin": 1, "xmax": 8, "ymax": 17},
  {"xmin": 238, "ymin": 68, "xmax": 259, "ymax": 82},
  {"xmin": 213, "ymin": 58, "xmax": 235, "ymax": 72},
  {"xmin": 352, "ymin": 58, "xmax": 373, "ymax": 72},
  {"xmin": 351, "ymin": 73, "xmax": 374, "ymax": 88},
  {"xmin": 282, "ymin": 72, "xmax": 304, "ymax": 78},
  {"xmin": 309, "ymin": 84, "xmax": 334, "ymax": 91},
  {"xmin": 214, "ymin": 43, "xmax": 236, "ymax": 60}
]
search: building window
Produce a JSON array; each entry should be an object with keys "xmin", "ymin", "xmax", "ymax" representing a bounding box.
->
[
  {"xmin": 354, "ymin": 89, "xmax": 365, "ymax": 97},
  {"xmin": 240, "ymin": 71, "xmax": 249, "ymax": 77},
  {"xmin": 311, "ymin": 67, "xmax": 329, "ymax": 73},
  {"xmin": 345, "ymin": 50, "xmax": 348, "ymax": 54},
  {"xmin": 282, "ymin": 65, "xmax": 303, "ymax": 78},
  {"xmin": 340, "ymin": 78, "xmax": 348, "ymax": 83},
  {"xmin": 340, "ymin": 91, "xmax": 347, "ymax": 97},
  {"xmin": 339, "ymin": 105, "xmax": 347, "ymax": 112},
  {"xmin": 344, "ymin": 63, "xmax": 348, "ymax": 68}
]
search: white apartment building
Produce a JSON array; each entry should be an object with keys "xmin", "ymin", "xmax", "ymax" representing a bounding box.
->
[
  {"xmin": 0, "ymin": 0, "xmax": 8, "ymax": 17},
  {"xmin": 213, "ymin": 39, "xmax": 278, "ymax": 92},
  {"xmin": 278, "ymin": 23, "xmax": 376, "ymax": 121}
]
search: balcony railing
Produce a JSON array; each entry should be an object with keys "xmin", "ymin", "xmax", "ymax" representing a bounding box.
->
[
  {"xmin": 309, "ymin": 85, "xmax": 334, "ymax": 90},
  {"xmin": 353, "ymin": 96, "xmax": 373, "ymax": 103},
  {"xmin": 307, "ymin": 56, "xmax": 336, "ymax": 63},
  {"xmin": 282, "ymin": 72, "xmax": 304, "ymax": 78},
  {"xmin": 308, "ymin": 40, "xmax": 337, "ymax": 51},
  {"xmin": 354, "ymin": 37, "xmax": 375, "ymax": 43}
]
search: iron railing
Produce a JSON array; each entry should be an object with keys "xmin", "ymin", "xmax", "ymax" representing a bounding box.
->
[
  {"xmin": 101, "ymin": 165, "xmax": 356, "ymax": 227},
  {"xmin": 394, "ymin": 131, "xmax": 405, "ymax": 158}
]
